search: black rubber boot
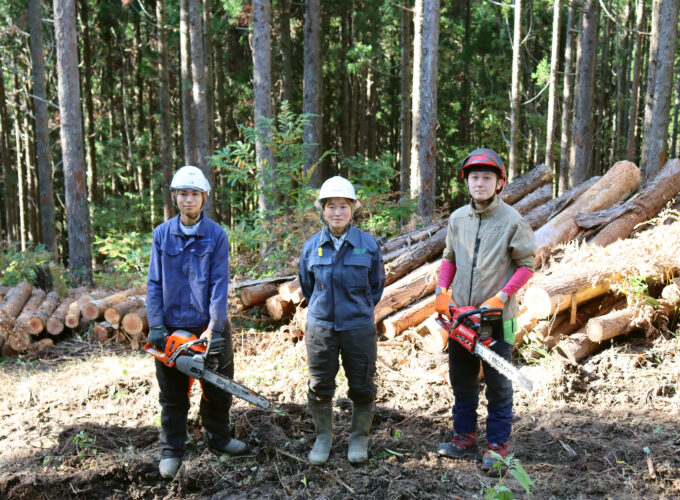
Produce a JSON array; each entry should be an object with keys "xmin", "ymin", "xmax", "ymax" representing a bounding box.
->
[
  {"xmin": 348, "ymin": 402, "xmax": 374, "ymax": 463},
  {"xmin": 308, "ymin": 399, "xmax": 333, "ymax": 464}
]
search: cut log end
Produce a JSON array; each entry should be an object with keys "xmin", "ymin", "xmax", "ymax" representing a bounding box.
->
[{"xmin": 45, "ymin": 317, "xmax": 65, "ymax": 336}]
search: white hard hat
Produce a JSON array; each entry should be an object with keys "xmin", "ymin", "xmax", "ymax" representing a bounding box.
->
[
  {"xmin": 315, "ymin": 176, "xmax": 361, "ymax": 209},
  {"xmin": 170, "ymin": 166, "xmax": 210, "ymax": 194}
]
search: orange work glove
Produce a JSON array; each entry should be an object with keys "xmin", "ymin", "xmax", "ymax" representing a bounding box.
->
[
  {"xmin": 480, "ymin": 291, "xmax": 508, "ymax": 311},
  {"xmin": 435, "ymin": 286, "xmax": 456, "ymax": 320}
]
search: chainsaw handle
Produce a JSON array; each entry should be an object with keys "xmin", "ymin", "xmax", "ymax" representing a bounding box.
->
[{"xmin": 453, "ymin": 307, "xmax": 503, "ymax": 323}]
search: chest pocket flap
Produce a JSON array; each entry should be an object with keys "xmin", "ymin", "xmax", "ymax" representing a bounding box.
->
[
  {"xmin": 344, "ymin": 252, "xmax": 372, "ymax": 268},
  {"xmin": 307, "ymin": 253, "xmax": 332, "ymax": 270},
  {"xmin": 191, "ymin": 238, "xmax": 214, "ymax": 256}
]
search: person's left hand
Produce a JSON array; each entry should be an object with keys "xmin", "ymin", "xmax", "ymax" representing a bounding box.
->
[{"xmin": 481, "ymin": 292, "xmax": 507, "ymax": 311}]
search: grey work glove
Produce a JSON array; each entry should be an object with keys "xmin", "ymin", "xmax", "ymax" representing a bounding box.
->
[
  {"xmin": 149, "ymin": 325, "xmax": 169, "ymax": 350},
  {"xmin": 208, "ymin": 330, "xmax": 226, "ymax": 357}
]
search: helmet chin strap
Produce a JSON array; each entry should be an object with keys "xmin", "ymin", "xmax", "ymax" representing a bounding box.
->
[{"xmin": 470, "ymin": 192, "xmax": 496, "ymax": 208}]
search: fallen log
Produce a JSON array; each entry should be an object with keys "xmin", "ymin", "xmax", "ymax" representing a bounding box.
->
[
  {"xmin": 230, "ymin": 275, "xmax": 296, "ymax": 290},
  {"xmin": 81, "ymin": 285, "xmax": 147, "ymax": 321},
  {"xmin": 27, "ymin": 291, "xmax": 61, "ymax": 335},
  {"xmin": 7, "ymin": 329, "xmax": 31, "ymax": 352},
  {"xmin": 76, "ymin": 289, "xmax": 108, "ymax": 312},
  {"xmin": 121, "ymin": 306, "xmax": 148, "ymax": 336},
  {"xmin": 587, "ymin": 280, "xmax": 680, "ymax": 343},
  {"xmin": 1, "ymin": 341, "xmax": 18, "ymax": 356},
  {"xmin": 65, "ymin": 300, "xmax": 82, "ymax": 329},
  {"xmin": 384, "ymin": 228, "xmax": 446, "ymax": 286},
  {"xmin": 265, "ymin": 294, "xmax": 295, "ymax": 321},
  {"xmin": 0, "ymin": 281, "xmax": 33, "ymax": 333},
  {"xmin": 26, "ymin": 338, "xmax": 54, "ymax": 356},
  {"xmin": 91, "ymin": 321, "xmax": 115, "ymax": 343},
  {"xmin": 279, "ymin": 278, "xmax": 305, "ymax": 305},
  {"xmin": 381, "ymin": 222, "xmax": 445, "ymax": 254},
  {"xmin": 533, "ymin": 161, "xmax": 641, "ymax": 262},
  {"xmin": 554, "ymin": 329, "xmax": 600, "ymax": 363},
  {"xmin": 415, "ymin": 314, "xmax": 449, "ymax": 353},
  {"xmin": 586, "ymin": 159, "xmax": 680, "ymax": 247},
  {"xmin": 523, "ymin": 176, "xmax": 600, "ymax": 230},
  {"xmin": 103, "ymin": 297, "xmax": 145, "ymax": 328},
  {"xmin": 14, "ymin": 289, "xmax": 47, "ymax": 332},
  {"xmin": 501, "ymin": 163, "xmax": 553, "ymax": 205},
  {"xmin": 511, "ymin": 183, "xmax": 553, "ymax": 216},
  {"xmin": 381, "ymin": 295, "xmax": 436, "ymax": 339},
  {"xmin": 374, "ymin": 260, "xmax": 440, "ymax": 323},
  {"xmin": 46, "ymin": 298, "xmax": 75, "ymax": 335},
  {"xmin": 241, "ymin": 282, "xmax": 279, "ymax": 308}
]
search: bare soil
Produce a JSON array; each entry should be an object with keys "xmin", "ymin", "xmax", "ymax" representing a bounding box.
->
[{"xmin": 1, "ymin": 326, "xmax": 679, "ymax": 499}]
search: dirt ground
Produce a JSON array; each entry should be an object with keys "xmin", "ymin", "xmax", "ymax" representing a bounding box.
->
[{"xmin": 0, "ymin": 324, "xmax": 679, "ymax": 500}]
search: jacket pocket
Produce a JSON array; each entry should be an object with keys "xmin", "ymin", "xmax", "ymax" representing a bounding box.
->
[
  {"xmin": 343, "ymin": 253, "xmax": 371, "ymax": 289},
  {"xmin": 190, "ymin": 239, "xmax": 214, "ymax": 282}
]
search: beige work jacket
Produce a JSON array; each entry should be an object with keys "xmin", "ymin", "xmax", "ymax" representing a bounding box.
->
[{"xmin": 442, "ymin": 195, "xmax": 535, "ymax": 321}]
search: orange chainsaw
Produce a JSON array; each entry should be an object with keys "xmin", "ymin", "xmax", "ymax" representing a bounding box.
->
[
  {"xmin": 436, "ymin": 306, "xmax": 534, "ymax": 393},
  {"xmin": 145, "ymin": 330, "xmax": 271, "ymax": 409}
]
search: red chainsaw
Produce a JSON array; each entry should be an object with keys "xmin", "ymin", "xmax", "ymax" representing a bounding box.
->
[
  {"xmin": 145, "ymin": 330, "xmax": 271, "ymax": 409},
  {"xmin": 436, "ymin": 306, "xmax": 534, "ymax": 393}
]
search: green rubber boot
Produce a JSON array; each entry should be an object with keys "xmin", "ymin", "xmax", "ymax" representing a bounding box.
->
[
  {"xmin": 348, "ymin": 402, "xmax": 374, "ymax": 463},
  {"xmin": 308, "ymin": 400, "xmax": 333, "ymax": 465}
]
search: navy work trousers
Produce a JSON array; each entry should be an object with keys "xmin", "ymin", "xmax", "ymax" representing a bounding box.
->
[
  {"xmin": 156, "ymin": 325, "xmax": 234, "ymax": 458},
  {"xmin": 305, "ymin": 322, "xmax": 377, "ymax": 405},
  {"xmin": 448, "ymin": 320, "xmax": 514, "ymax": 444}
]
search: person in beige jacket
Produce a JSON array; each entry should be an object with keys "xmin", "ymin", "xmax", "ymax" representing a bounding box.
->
[{"xmin": 434, "ymin": 148, "xmax": 535, "ymax": 470}]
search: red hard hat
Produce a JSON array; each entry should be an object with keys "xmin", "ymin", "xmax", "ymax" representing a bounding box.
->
[{"xmin": 460, "ymin": 148, "xmax": 506, "ymax": 194}]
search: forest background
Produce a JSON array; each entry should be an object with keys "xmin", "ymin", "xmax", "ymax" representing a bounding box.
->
[{"xmin": 0, "ymin": 0, "xmax": 678, "ymax": 286}]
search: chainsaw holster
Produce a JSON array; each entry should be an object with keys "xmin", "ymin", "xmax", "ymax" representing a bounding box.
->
[
  {"xmin": 348, "ymin": 402, "xmax": 374, "ymax": 463},
  {"xmin": 308, "ymin": 399, "xmax": 333, "ymax": 464}
]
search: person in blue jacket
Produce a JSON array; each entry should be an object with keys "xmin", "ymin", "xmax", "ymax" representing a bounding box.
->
[
  {"xmin": 298, "ymin": 176, "xmax": 385, "ymax": 465},
  {"xmin": 146, "ymin": 165, "xmax": 247, "ymax": 479}
]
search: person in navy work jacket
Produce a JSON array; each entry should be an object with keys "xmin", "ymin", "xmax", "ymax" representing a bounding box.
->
[
  {"xmin": 146, "ymin": 166, "xmax": 247, "ymax": 479},
  {"xmin": 298, "ymin": 176, "xmax": 385, "ymax": 465}
]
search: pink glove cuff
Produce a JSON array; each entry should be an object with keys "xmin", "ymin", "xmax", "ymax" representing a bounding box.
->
[{"xmin": 438, "ymin": 260, "xmax": 457, "ymax": 289}]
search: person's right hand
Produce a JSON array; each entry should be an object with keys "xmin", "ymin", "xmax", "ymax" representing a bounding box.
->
[
  {"xmin": 148, "ymin": 325, "xmax": 169, "ymax": 350},
  {"xmin": 435, "ymin": 286, "xmax": 456, "ymax": 320}
]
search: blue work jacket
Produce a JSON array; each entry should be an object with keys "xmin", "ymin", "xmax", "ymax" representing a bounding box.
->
[
  {"xmin": 147, "ymin": 214, "xmax": 229, "ymax": 333},
  {"xmin": 298, "ymin": 224, "xmax": 385, "ymax": 331}
]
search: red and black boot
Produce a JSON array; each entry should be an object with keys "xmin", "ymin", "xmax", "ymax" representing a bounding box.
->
[
  {"xmin": 481, "ymin": 441, "xmax": 509, "ymax": 470},
  {"xmin": 437, "ymin": 431, "xmax": 478, "ymax": 459}
]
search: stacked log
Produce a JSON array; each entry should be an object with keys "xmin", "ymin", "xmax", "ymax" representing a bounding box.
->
[
  {"xmin": 0, "ymin": 281, "xmax": 33, "ymax": 334},
  {"xmin": 46, "ymin": 297, "xmax": 75, "ymax": 335},
  {"xmin": 523, "ymin": 176, "xmax": 600, "ymax": 230},
  {"xmin": 8, "ymin": 289, "xmax": 47, "ymax": 352},
  {"xmin": 103, "ymin": 297, "xmax": 146, "ymax": 328},
  {"xmin": 27, "ymin": 291, "xmax": 61, "ymax": 335},
  {"xmin": 80, "ymin": 285, "xmax": 147, "ymax": 321}
]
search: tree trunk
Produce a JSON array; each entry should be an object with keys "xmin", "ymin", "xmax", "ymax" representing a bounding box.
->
[
  {"xmin": 641, "ymin": 0, "xmax": 679, "ymax": 184},
  {"xmin": 558, "ymin": 1, "xmax": 576, "ymax": 193},
  {"xmin": 15, "ymin": 112, "xmax": 27, "ymax": 251},
  {"xmin": 0, "ymin": 61, "xmax": 16, "ymax": 242},
  {"xmin": 544, "ymin": 0, "xmax": 561, "ymax": 169},
  {"xmin": 54, "ymin": 0, "xmax": 93, "ymax": 284},
  {"xmin": 586, "ymin": 159, "xmax": 680, "ymax": 246},
  {"xmin": 28, "ymin": 0, "xmax": 57, "ymax": 256},
  {"xmin": 399, "ymin": 1, "xmax": 412, "ymax": 197},
  {"xmin": 27, "ymin": 291, "xmax": 61, "ymax": 335},
  {"xmin": 156, "ymin": 0, "xmax": 174, "ymax": 221},
  {"xmin": 409, "ymin": 0, "xmax": 439, "ymax": 219},
  {"xmin": 303, "ymin": 0, "xmax": 322, "ymax": 186},
  {"xmin": 534, "ymin": 161, "xmax": 640, "ymax": 261},
  {"xmin": 279, "ymin": 278, "xmax": 304, "ymax": 304},
  {"xmin": 188, "ymin": 0, "xmax": 213, "ymax": 216},
  {"xmin": 626, "ymin": 0, "xmax": 646, "ymax": 162},
  {"xmin": 91, "ymin": 321, "xmax": 115, "ymax": 343},
  {"xmin": 501, "ymin": 163, "xmax": 553, "ymax": 205},
  {"xmin": 554, "ymin": 330, "xmax": 600, "ymax": 363},
  {"xmin": 384, "ymin": 227, "xmax": 445, "ymax": 286},
  {"xmin": 78, "ymin": 0, "xmax": 97, "ymax": 209},
  {"xmin": 640, "ymin": 0, "xmax": 663, "ymax": 170},
  {"xmin": 265, "ymin": 294, "xmax": 295, "ymax": 320},
  {"xmin": 570, "ymin": 0, "xmax": 599, "ymax": 186},
  {"xmin": 382, "ymin": 295, "xmax": 436, "ymax": 339},
  {"xmin": 508, "ymin": 0, "xmax": 522, "ymax": 180},
  {"xmin": 202, "ymin": 0, "xmax": 214, "ymax": 150},
  {"xmin": 523, "ymin": 175, "xmax": 600, "ymax": 230},
  {"xmin": 277, "ymin": 0, "xmax": 293, "ymax": 104},
  {"xmin": 180, "ymin": 0, "xmax": 197, "ymax": 165},
  {"xmin": 252, "ymin": 0, "xmax": 275, "ymax": 213}
]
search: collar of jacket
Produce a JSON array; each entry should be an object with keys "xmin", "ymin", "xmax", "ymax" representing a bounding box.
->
[
  {"xmin": 469, "ymin": 194, "xmax": 501, "ymax": 217},
  {"xmin": 169, "ymin": 213, "xmax": 209, "ymax": 237},
  {"xmin": 319, "ymin": 224, "xmax": 361, "ymax": 248}
]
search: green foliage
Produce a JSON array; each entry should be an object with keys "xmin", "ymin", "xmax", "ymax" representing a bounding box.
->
[
  {"xmin": 484, "ymin": 452, "xmax": 536, "ymax": 499},
  {"xmin": 621, "ymin": 275, "xmax": 658, "ymax": 306},
  {"xmin": 92, "ymin": 231, "xmax": 151, "ymax": 282},
  {"xmin": 0, "ymin": 243, "xmax": 53, "ymax": 286},
  {"xmin": 73, "ymin": 430, "xmax": 97, "ymax": 460}
]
